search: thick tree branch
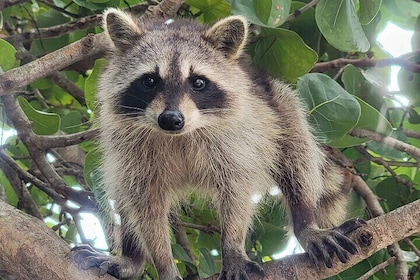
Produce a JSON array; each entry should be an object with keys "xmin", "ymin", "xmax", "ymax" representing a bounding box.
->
[
  {"xmin": 352, "ymin": 175, "xmax": 409, "ymax": 279},
  {"xmin": 2, "ymin": 196, "xmax": 418, "ymax": 280},
  {"xmin": 0, "ymin": 33, "xmax": 105, "ymax": 96},
  {"xmin": 220, "ymin": 199, "xmax": 420, "ymax": 280},
  {"xmin": 0, "ymin": 199, "xmax": 115, "ymax": 280}
]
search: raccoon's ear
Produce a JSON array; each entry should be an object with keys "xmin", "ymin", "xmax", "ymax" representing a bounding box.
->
[
  {"xmin": 103, "ymin": 8, "xmax": 144, "ymax": 50},
  {"xmin": 205, "ymin": 16, "xmax": 248, "ymax": 60}
]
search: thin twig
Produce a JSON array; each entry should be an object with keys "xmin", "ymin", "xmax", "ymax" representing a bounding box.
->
[
  {"xmin": 349, "ymin": 128, "xmax": 420, "ymax": 159},
  {"xmin": 312, "ymin": 51, "xmax": 420, "ymax": 73},
  {"xmin": 355, "ymin": 146, "xmax": 414, "ymax": 188},
  {"xmin": 356, "ymin": 256, "xmax": 396, "ymax": 280},
  {"xmin": 287, "ymin": 0, "xmax": 319, "ymax": 21}
]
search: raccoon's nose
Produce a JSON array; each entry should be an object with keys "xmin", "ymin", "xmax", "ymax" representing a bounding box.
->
[{"xmin": 158, "ymin": 110, "xmax": 185, "ymax": 131}]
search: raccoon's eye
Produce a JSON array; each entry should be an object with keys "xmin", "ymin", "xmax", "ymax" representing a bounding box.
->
[
  {"xmin": 191, "ymin": 77, "xmax": 207, "ymax": 91},
  {"xmin": 142, "ymin": 75, "xmax": 158, "ymax": 90}
]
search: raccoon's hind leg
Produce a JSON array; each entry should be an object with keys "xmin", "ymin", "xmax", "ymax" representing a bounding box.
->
[
  {"xmin": 287, "ymin": 160, "xmax": 365, "ymax": 268},
  {"xmin": 72, "ymin": 230, "xmax": 145, "ymax": 279},
  {"xmin": 306, "ymin": 161, "xmax": 366, "ymax": 266}
]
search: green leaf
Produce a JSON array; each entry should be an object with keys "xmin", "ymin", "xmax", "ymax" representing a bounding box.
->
[
  {"xmin": 72, "ymin": 0, "xmax": 109, "ymax": 10},
  {"xmin": 229, "ymin": 0, "xmax": 291, "ymax": 27},
  {"xmin": 186, "ymin": 0, "xmax": 231, "ymax": 22},
  {"xmin": 397, "ymin": 53, "xmax": 420, "ymax": 106},
  {"xmin": 87, "ymin": 0, "xmax": 110, "ymax": 3},
  {"xmin": 367, "ymin": 130, "xmax": 408, "ymax": 160},
  {"xmin": 61, "ymin": 111, "xmax": 83, "ymax": 134},
  {"xmin": 315, "ymin": 0, "xmax": 370, "ymax": 52},
  {"xmin": 329, "ymin": 96, "xmax": 393, "ymax": 148},
  {"xmin": 297, "ymin": 73, "xmax": 361, "ymax": 143},
  {"xmin": 358, "ymin": 0, "xmax": 382, "ymax": 25},
  {"xmin": 83, "ymin": 148, "xmax": 102, "ymax": 189},
  {"xmin": 0, "ymin": 170, "xmax": 18, "ymax": 207},
  {"xmin": 172, "ymin": 244, "xmax": 195, "ymax": 264},
  {"xmin": 254, "ymin": 221, "xmax": 288, "ymax": 256},
  {"xmin": 30, "ymin": 187, "xmax": 51, "ymax": 206},
  {"xmin": 17, "ymin": 96, "xmax": 61, "ymax": 135},
  {"xmin": 253, "ymin": 28, "xmax": 317, "ymax": 81},
  {"xmin": 0, "ymin": 39, "xmax": 17, "ymax": 71},
  {"xmin": 288, "ymin": 1, "xmax": 319, "ymax": 52},
  {"xmin": 85, "ymin": 59, "xmax": 105, "ymax": 113},
  {"xmin": 198, "ymin": 248, "xmax": 218, "ymax": 278},
  {"xmin": 341, "ymin": 65, "xmax": 387, "ymax": 111},
  {"xmin": 65, "ymin": 224, "xmax": 78, "ymax": 243},
  {"xmin": 376, "ymin": 177, "xmax": 410, "ymax": 211}
]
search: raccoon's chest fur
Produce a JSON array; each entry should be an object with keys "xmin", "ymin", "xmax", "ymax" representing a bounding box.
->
[{"xmin": 102, "ymin": 118, "xmax": 280, "ymax": 200}]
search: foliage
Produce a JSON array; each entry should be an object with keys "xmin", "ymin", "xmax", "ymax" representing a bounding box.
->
[{"xmin": 0, "ymin": 0, "xmax": 419, "ymax": 279}]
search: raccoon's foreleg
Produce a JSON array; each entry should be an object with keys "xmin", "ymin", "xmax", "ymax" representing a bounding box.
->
[
  {"xmin": 217, "ymin": 186, "xmax": 265, "ymax": 280},
  {"xmin": 133, "ymin": 191, "xmax": 182, "ymax": 280}
]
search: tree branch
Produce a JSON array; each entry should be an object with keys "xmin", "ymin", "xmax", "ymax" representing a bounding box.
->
[
  {"xmin": 207, "ymin": 200, "xmax": 420, "ymax": 279},
  {"xmin": 349, "ymin": 128, "xmax": 420, "ymax": 159},
  {"xmin": 0, "ymin": 0, "xmax": 30, "ymax": 10},
  {"xmin": 0, "ymin": 33, "xmax": 105, "ymax": 96},
  {"xmin": 5, "ymin": 15, "xmax": 102, "ymax": 44},
  {"xmin": 1, "ymin": 94, "xmax": 96, "ymax": 208},
  {"xmin": 0, "ymin": 199, "xmax": 115, "ymax": 280},
  {"xmin": 312, "ymin": 51, "xmax": 420, "ymax": 73},
  {"xmin": 352, "ymin": 175, "xmax": 409, "ymax": 279},
  {"xmin": 2, "ymin": 195, "xmax": 418, "ymax": 280},
  {"xmin": 287, "ymin": 0, "xmax": 318, "ymax": 21},
  {"xmin": 356, "ymin": 256, "xmax": 396, "ymax": 280}
]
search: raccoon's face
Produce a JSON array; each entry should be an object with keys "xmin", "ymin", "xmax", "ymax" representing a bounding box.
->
[{"xmin": 99, "ymin": 9, "xmax": 249, "ymax": 135}]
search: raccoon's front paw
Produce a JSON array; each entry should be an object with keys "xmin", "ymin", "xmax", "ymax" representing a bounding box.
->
[
  {"xmin": 218, "ymin": 257, "xmax": 264, "ymax": 280},
  {"xmin": 72, "ymin": 245, "xmax": 123, "ymax": 278},
  {"xmin": 303, "ymin": 218, "xmax": 366, "ymax": 268}
]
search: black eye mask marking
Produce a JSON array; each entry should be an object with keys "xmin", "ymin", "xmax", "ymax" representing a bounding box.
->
[
  {"xmin": 116, "ymin": 74, "xmax": 161, "ymax": 114},
  {"xmin": 188, "ymin": 75, "xmax": 227, "ymax": 110}
]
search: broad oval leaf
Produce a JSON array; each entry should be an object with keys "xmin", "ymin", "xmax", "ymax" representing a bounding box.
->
[
  {"xmin": 254, "ymin": 28, "xmax": 317, "ymax": 81},
  {"xmin": 358, "ymin": 0, "xmax": 382, "ymax": 25},
  {"xmin": 85, "ymin": 58, "xmax": 105, "ymax": 113},
  {"xmin": 297, "ymin": 73, "xmax": 361, "ymax": 143},
  {"xmin": 0, "ymin": 39, "xmax": 17, "ymax": 71},
  {"xmin": 186, "ymin": 0, "xmax": 231, "ymax": 22},
  {"xmin": 229, "ymin": 0, "xmax": 291, "ymax": 27},
  {"xmin": 315, "ymin": 0, "xmax": 370, "ymax": 52},
  {"xmin": 328, "ymin": 96, "xmax": 393, "ymax": 148},
  {"xmin": 198, "ymin": 248, "xmax": 218, "ymax": 278},
  {"xmin": 83, "ymin": 148, "xmax": 102, "ymax": 189},
  {"xmin": 17, "ymin": 96, "xmax": 60, "ymax": 135},
  {"xmin": 397, "ymin": 53, "xmax": 420, "ymax": 106},
  {"xmin": 341, "ymin": 65, "xmax": 387, "ymax": 111}
]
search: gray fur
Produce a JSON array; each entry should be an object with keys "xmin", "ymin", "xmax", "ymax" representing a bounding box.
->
[{"xmin": 77, "ymin": 8, "xmax": 358, "ymax": 279}]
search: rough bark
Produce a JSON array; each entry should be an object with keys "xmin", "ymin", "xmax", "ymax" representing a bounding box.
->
[
  {"xmin": 1, "ymin": 198, "xmax": 419, "ymax": 280},
  {"xmin": 0, "ymin": 199, "xmax": 114, "ymax": 280}
]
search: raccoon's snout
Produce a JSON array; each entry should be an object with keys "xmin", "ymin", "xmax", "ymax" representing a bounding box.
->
[{"xmin": 158, "ymin": 110, "xmax": 185, "ymax": 131}]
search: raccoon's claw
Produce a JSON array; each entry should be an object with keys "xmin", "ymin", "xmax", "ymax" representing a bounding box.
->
[
  {"xmin": 304, "ymin": 218, "xmax": 366, "ymax": 268},
  {"xmin": 72, "ymin": 245, "xmax": 121, "ymax": 278},
  {"xmin": 218, "ymin": 258, "xmax": 264, "ymax": 280}
]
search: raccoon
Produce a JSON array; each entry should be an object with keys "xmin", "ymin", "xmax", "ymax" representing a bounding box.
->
[{"xmin": 73, "ymin": 8, "xmax": 364, "ymax": 280}]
